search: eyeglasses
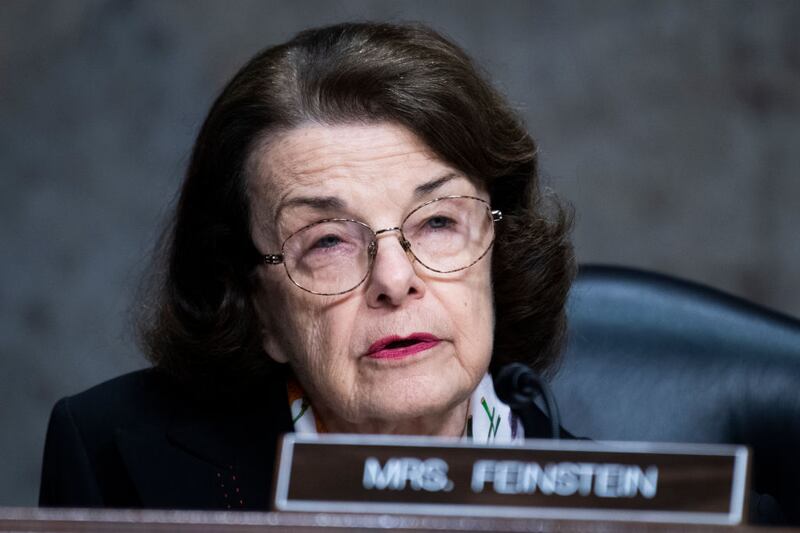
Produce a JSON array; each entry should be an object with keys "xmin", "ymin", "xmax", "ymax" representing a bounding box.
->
[{"xmin": 263, "ymin": 195, "xmax": 502, "ymax": 295}]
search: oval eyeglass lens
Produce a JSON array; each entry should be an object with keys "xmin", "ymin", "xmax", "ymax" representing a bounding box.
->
[
  {"xmin": 283, "ymin": 220, "xmax": 373, "ymax": 294},
  {"xmin": 403, "ymin": 197, "xmax": 494, "ymax": 273}
]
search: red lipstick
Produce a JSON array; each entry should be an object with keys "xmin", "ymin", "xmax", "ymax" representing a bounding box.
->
[{"xmin": 366, "ymin": 333, "xmax": 441, "ymax": 360}]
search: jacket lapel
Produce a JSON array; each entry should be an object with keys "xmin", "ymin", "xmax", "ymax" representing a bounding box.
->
[{"xmin": 115, "ymin": 423, "xmax": 224, "ymax": 509}]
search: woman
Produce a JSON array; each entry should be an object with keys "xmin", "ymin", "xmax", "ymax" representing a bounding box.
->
[{"xmin": 40, "ymin": 22, "xmax": 574, "ymax": 509}]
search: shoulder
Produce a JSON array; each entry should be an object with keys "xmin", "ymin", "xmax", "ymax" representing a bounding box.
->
[
  {"xmin": 63, "ymin": 368, "xmax": 170, "ymax": 405},
  {"xmin": 46, "ymin": 368, "xmax": 191, "ymax": 472},
  {"xmin": 53, "ymin": 369, "xmax": 176, "ymax": 436},
  {"xmin": 47, "ymin": 367, "xmax": 293, "ymax": 456}
]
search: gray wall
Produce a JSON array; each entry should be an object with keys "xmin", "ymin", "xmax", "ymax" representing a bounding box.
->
[{"xmin": 1, "ymin": 0, "xmax": 798, "ymax": 506}]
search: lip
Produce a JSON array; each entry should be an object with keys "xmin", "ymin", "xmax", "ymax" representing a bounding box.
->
[{"xmin": 365, "ymin": 332, "xmax": 441, "ymax": 360}]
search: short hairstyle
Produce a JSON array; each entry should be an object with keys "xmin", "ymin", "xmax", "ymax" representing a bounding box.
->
[{"xmin": 138, "ymin": 22, "xmax": 575, "ymax": 389}]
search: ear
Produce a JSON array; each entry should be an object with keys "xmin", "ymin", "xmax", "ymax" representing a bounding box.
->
[{"xmin": 262, "ymin": 327, "xmax": 290, "ymax": 364}]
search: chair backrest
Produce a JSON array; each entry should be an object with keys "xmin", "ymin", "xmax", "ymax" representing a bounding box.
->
[{"xmin": 550, "ymin": 265, "xmax": 800, "ymax": 523}]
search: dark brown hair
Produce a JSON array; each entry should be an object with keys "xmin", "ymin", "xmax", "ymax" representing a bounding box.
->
[{"xmin": 139, "ymin": 22, "xmax": 574, "ymax": 389}]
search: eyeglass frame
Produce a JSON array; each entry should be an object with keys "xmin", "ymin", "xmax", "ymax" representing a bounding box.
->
[{"xmin": 262, "ymin": 195, "xmax": 503, "ymax": 296}]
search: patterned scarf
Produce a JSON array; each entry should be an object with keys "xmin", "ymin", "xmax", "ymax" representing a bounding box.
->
[{"xmin": 287, "ymin": 373, "xmax": 525, "ymax": 444}]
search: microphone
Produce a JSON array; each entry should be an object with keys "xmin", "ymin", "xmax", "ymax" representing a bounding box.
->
[{"xmin": 494, "ymin": 363, "xmax": 561, "ymax": 440}]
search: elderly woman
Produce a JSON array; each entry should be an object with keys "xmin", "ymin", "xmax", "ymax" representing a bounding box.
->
[{"xmin": 40, "ymin": 22, "xmax": 574, "ymax": 509}]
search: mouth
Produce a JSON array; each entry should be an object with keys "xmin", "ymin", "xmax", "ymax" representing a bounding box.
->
[{"xmin": 365, "ymin": 333, "xmax": 441, "ymax": 360}]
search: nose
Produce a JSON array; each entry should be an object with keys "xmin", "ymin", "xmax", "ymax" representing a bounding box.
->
[{"xmin": 365, "ymin": 229, "xmax": 426, "ymax": 308}]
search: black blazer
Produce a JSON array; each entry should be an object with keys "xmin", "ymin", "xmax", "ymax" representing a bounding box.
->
[{"xmin": 39, "ymin": 367, "xmax": 573, "ymax": 510}]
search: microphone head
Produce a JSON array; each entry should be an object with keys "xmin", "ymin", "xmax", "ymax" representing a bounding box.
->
[{"xmin": 493, "ymin": 363, "xmax": 537, "ymax": 409}]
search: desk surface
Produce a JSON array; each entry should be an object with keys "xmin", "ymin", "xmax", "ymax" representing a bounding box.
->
[{"xmin": 1, "ymin": 507, "xmax": 797, "ymax": 532}]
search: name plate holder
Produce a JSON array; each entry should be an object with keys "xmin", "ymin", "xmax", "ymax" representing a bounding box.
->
[{"xmin": 273, "ymin": 434, "xmax": 749, "ymax": 526}]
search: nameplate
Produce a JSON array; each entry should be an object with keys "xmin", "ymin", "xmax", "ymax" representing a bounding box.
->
[{"xmin": 273, "ymin": 434, "xmax": 749, "ymax": 525}]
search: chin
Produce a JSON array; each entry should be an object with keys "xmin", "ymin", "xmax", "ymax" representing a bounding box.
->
[{"xmin": 359, "ymin": 382, "xmax": 469, "ymax": 423}]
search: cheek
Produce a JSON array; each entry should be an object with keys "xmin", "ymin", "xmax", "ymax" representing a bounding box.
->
[
  {"xmin": 470, "ymin": 280, "xmax": 495, "ymax": 349},
  {"xmin": 444, "ymin": 263, "xmax": 495, "ymax": 361},
  {"xmin": 256, "ymin": 269, "xmax": 319, "ymax": 365},
  {"xmin": 259, "ymin": 276, "xmax": 359, "ymax": 378}
]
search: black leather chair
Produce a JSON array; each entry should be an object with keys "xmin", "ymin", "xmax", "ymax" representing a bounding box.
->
[{"xmin": 550, "ymin": 265, "xmax": 800, "ymax": 525}]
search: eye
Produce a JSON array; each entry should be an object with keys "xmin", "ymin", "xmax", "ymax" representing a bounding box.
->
[
  {"xmin": 425, "ymin": 215, "xmax": 455, "ymax": 230},
  {"xmin": 313, "ymin": 234, "xmax": 343, "ymax": 249}
]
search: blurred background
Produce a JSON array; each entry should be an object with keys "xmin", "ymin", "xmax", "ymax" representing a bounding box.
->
[{"xmin": 1, "ymin": 0, "xmax": 798, "ymax": 506}]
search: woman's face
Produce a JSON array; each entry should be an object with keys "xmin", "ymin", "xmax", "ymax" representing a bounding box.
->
[{"xmin": 248, "ymin": 122, "xmax": 494, "ymax": 434}]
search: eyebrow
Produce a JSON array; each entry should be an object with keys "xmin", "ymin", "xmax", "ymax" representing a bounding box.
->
[
  {"xmin": 273, "ymin": 172, "xmax": 462, "ymax": 224},
  {"xmin": 271, "ymin": 196, "xmax": 344, "ymax": 227},
  {"xmin": 413, "ymin": 172, "xmax": 459, "ymax": 199}
]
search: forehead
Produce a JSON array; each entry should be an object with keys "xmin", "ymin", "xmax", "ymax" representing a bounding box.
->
[
  {"xmin": 247, "ymin": 122, "xmax": 479, "ymax": 218},
  {"xmin": 257, "ymin": 123, "xmax": 435, "ymax": 185}
]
